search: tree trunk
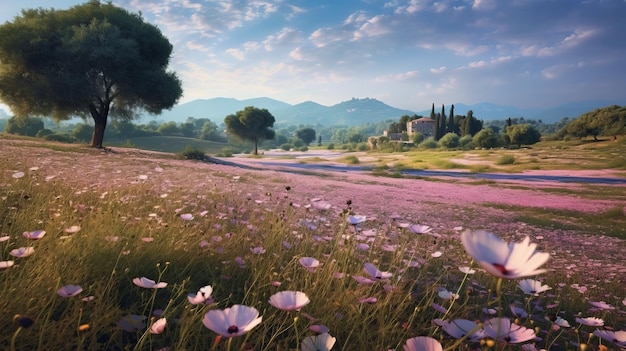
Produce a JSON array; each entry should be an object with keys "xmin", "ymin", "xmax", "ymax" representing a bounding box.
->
[
  {"xmin": 89, "ymin": 102, "xmax": 110, "ymax": 148},
  {"xmin": 253, "ymin": 138, "xmax": 258, "ymax": 155}
]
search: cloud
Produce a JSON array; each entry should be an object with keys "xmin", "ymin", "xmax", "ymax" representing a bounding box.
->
[
  {"xmin": 430, "ymin": 66, "xmax": 446, "ymax": 74},
  {"xmin": 536, "ymin": 29, "xmax": 597, "ymax": 57},
  {"xmin": 353, "ymin": 15, "xmax": 391, "ymax": 40}
]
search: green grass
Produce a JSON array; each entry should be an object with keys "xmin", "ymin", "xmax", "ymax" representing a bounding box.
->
[
  {"xmin": 107, "ymin": 136, "xmax": 228, "ymax": 154},
  {"xmin": 484, "ymin": 203, "xmax": 626, "ymax": 239}
]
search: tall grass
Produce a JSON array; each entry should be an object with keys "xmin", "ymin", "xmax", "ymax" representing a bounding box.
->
[{"xmin": 0, "ymin": 142, "xmax": 625, "ymax": 350}]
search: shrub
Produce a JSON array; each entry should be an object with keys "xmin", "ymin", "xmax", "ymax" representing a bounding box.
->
[
  {"xmin": 343, "ymin": 155, "xmax": 360, "ymax": 164},
  {"xmin": 459, "ymin": 135, "xmax": 474, "ymax": 149},
  {"xmin": 43, "ymin": 133, "xmax": 73, "ymax": 143},
  {"xmin": 36, "ymin": 129, "xmax": 54, "ymax": 138},
  {"xmin": 327, "ymin": 143, "xmax": 335, "ymax": 150},
  {"xmin": 473, "ymin": 129, "xmax": 501, "ymax": 149},
  {"xmin": 280, "ymin": 143, "xmax": 292, "ymax": 151},
  {"xmin": 439, "ymin": 132, "xmax": 460, "ymax": 149},
  {"xmin": 496, "ymin": 154, "xmax": 516, "ymax": 165},
  {"xmin": 357, "ymin": 142, "xmax": 368, "ymax": 151},
  {"xmin": 418, "ymin": 137, "xmax": 439, "ymax": 149},
  {"xmin": 411, "ymin": 132, "xmax": 425, "ymax": 145},
  {"xmin": 178, "ymin": 146, "xmax": 206, "ymax": 160},
  {"xmin": 298, "ymin": 146, "xmax": 308, "ymax": 152}
]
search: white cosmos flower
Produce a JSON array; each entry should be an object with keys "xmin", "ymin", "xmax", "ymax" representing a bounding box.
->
[
  {"xmin": 187, "ymin": 285, "xmax": 213, "ymax": 305},
  {"xmin": 301, "ymin": 332, "xmax": 336, "ymax": 351},
  {"xmin": 346, "ymin": 215, "xmax": 366, "ymax": 225},
  {"xmin": 202, "ymin": 304, "xmax": 262, "ymax": 337},
  {"xmin": 407, "ymin": 224, "xmax": 432, "ymax": 234},
  {"xmin": 299, "ymin": 257, "xmax": 320, "ymax": 272},
  {"xmin": 460, "ymin": 230, "xmax": 549, "ymax": 279},
  {"xmin": 0, "ymin": 261, "xmax": 15, "ymax": 269},
  {"xmin": 518, "ymin": 279, "xmax": 552, "ymax": 296},
  {"xmin": 483, "ymin": 318, "xmax": 536, "ymax": 344}
]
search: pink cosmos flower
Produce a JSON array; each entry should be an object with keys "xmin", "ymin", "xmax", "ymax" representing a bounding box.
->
[
  {"xmin": 575, "ymin": 317, "xmax": 604, "ymax": 327},
  {"xmin": 23, "ymin": 230, "xmax": 46, "ymax": 239},
  {"xmin": 483, "ymin": 317, "xmax": 536, "ymax": 344},
  {"xmin": 269, "ymin": 291, "xmax": 310, "ymax": 311},
  {"xmin": 299, "ymin": 257, "xmax": 320, "ymax": 272},
  {"xmin": 202, "ymin": 304, "xmax": 262, "ymax": 337},
  {"xmin": 250, "ymin": 246, "xmax": 266, "ymax": 254},
  {"xmin": 64, "ymin": 225, "xmax": 81, "ymax": 234},
  {"xmin": 441, "ymin": 319, "xmax": 486, "ymax": 341},
  {"xmin": 593, "ymin": 330, "xmax": 626, "ymax": 348},
  {"xmin": 57, "ymin": 285, "xmax": 83, "ymax": 298},
  {"xmin": 589, "ymin": 301, "xmax": 615, "ymax": 310},
  {"xmin": 0, "ymin": 260, "xmax": 15, "ymax": 269},
  {"xmin": 403, "ymin": 336, "xmax": 443, "ymax": 351},
  {"xmin": 180, "ymin": 213, "xmax": 194, "ymax": 221},
  {"xmin": 352, "ymin": 275, "xmax": 376, "ymax": 285},
  {"xmin": 12, "ymin": 171, "xmax": 25, "ymax": 179},
  {"xmin": 133, "ymin": 277, "xmax": 168, "ymax": 289},
  {"xmin": 358, "ymin": 297, "xmax": 377, "ymax": 303},
  {"xmin": 150, "ymin": 318, "xmax": 167, "ymax": 334},
  {"xmin": 0, "ymin": 235, "xmax": 9, "ymax": 242},
  {"xmin": 10, "ymin": 247, "xmax": 35, "ymax": 258},
  {"xmin": 518, "ymin": 279, "xmax": 552, "ymax": 296},
  {"xmin": 187, "ymin": 285, "xmax": 213, "ymax": 305},
  {"xmin": 460, "ymin": 230, "xmax": 549, "ymax": 279},
  {"xmin": 301, "ymin": 332, "xmax": 336, "ymax": 351},
  {"xmin": 311, "ymin": 199, "xmax": 332, "ymax": 211},
  {"xmin": 363, "ymin": 263, "xmax": 392, "ymax": 280}
]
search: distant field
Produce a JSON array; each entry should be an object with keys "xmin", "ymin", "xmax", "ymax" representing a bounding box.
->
[{"xmin": 107, "ymin": 136, "xmax": 229, "ymax": 154}]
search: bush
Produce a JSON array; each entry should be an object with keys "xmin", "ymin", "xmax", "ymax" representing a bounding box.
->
[
  {"xmin": 292, "ymin": 139, "xmax": 304, "ymax": 148},
  {"xmin": 418, "ymin": 137, "xmax": 439, "ymax": 149},
  {"xmin": 496, "ymin": 154, "xmax": 516, "ymax": 165},
  {"xmin": 216, "ymin": 147, "xmax": 236, "ymax": 157},
  {"xmin": 280, "ymin": 143, "xmax": 292, "ymax": 151},
  {"xmin": 178, "ymin": 146, "xmax": 206, "ymax": 160},
  {"xmin": 43, "ymin": 133, "xmax": 73, "ymax": 143},
  {"xmin": 439, "ymin": 132, "xmax": 460, "ymax": 149},
  {"xmin": 459, "ymin": 135, "xmax": 474, "ymax": 149},
  {"xmin": 343, "ymin": 155, "xmax": 360, "ymax": 164},
  {"xmin": 411, "ymin": 132, "xmax": 425, "ymax": 144},
  {"xmin": 36, "ymin": 129, "xmax": 54, "ymax": 138},
  {"xmin": 357, "ymin": 142, "xmax": 368, "ymax": 151},
  {"xmin": 473, "ymin": 129, "xmax": 501, "ymax": 149},
  {"xmin": 327, "ymin": 143, "xmax": 335, "ymax": 150},
  {"xmin": 298, "ymin": 146, "xmax": 308, "ymax": 152}
]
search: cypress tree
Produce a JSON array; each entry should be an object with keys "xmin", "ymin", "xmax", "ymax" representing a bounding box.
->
[
  {"xmin": 448, "ymin": 104, "xmax": 455, "ymax": 134},
  {"xmin": 434, "ymin": 113, "xmax": 440, "ymax": 140},
  {"xmin": 430, "ymin": 103, "xmax": 435, "ymax": 119}
]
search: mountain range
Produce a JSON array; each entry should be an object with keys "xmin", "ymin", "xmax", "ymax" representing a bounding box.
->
[{"xmin": 138, "ymin": 97, "xmax": 623, "ymax": 126}]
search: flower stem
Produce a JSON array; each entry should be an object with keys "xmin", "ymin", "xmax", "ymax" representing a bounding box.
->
[{"xmin": 10, "ymin": 327, "xmax": 22, "ymax": 351}]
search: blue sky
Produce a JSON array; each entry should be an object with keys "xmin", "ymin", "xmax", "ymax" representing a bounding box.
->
[{"xmin": 1, "ymin": 0, "xmax": 626, "ymax": 114}]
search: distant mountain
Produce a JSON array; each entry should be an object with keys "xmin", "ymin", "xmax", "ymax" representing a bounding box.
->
[{"xmin": 134, "ymin": 97, "xmax": 626, "ymax": 126}]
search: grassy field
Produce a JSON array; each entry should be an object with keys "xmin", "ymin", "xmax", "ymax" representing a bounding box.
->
[
  {"xmin": 1, "ymin": 135, "xmax": 625, "ymax": 350},
  {"xmin": 107, "ymin": 136, "xmax": 230, "ymax": 155}
]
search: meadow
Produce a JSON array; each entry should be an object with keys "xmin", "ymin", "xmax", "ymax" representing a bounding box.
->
[{"xmin": 1, "ymin": 135, "xmax": 625, "ymax": 350}]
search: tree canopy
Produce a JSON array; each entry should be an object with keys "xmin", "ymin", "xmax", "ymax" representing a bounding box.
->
[
  {"xmin": 224, "ymin": 106, "xmax": 275, "ymax": 155},
  {"xmin": 566, "ymin": 105, "xmax": 626, "ymax": 140},
  {"xmin": 295, "ymin": 128, "xmax": 316, "ymax": 145},
  {"xmin": 0, "ymin": 0, "xmax": 182, "ymax": 147},
  {"xmin": 506, "ymin": 124, "xmax": 541, "ymax": 147}
]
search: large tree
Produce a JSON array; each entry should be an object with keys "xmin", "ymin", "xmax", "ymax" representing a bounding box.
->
[
  {"xmin": 0, "ymin": 0, "xmax": 182, "ymax": 148},
  {"xmin": 224, "ymin": 106, "xmax": 275, "ymax": 155},
  {"xmin": 506, "ymin": 124, "xmax": 541, "ymax": 147}
]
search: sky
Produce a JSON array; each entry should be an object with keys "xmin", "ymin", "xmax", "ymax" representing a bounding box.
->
[{"xmin": 1, "ymin": 0, "xmax": 626, "ymax": 115}]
